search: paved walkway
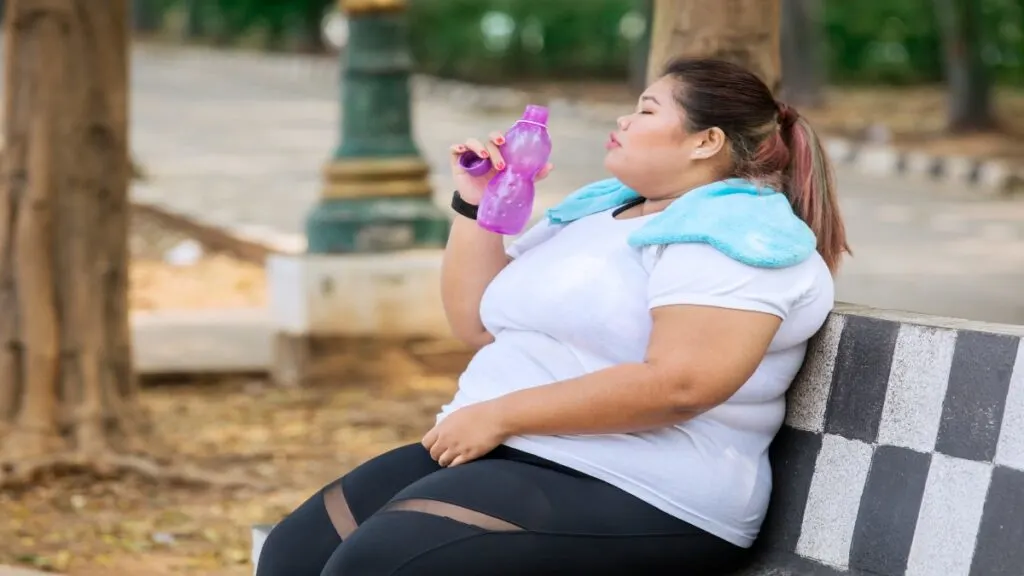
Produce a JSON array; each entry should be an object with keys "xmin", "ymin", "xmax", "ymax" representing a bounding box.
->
[{"xmin": 123, "ymin": 44, "xmax": 1024, "ymax": 325}]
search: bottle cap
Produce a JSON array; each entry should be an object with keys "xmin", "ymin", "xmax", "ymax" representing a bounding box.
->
[{"xmin": 458, "ymin": 150, "xmax": 493, "ymax": 177}]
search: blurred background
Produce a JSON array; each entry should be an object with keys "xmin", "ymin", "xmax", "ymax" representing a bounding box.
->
[{"xmin": 1, "ymin": 0, "xmax": 1023, "ymax": 574}]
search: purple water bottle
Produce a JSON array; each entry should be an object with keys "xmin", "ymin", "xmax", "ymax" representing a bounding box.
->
[{"xmin": 458, "ymin": 105, "xmax": 551, "ymax": 235}]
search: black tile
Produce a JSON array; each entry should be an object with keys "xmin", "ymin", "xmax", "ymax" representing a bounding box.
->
[
  {"xmin": 849, "ymin": 445, "xmax": 930, "ymax": 575},
  {"xmin": 759, "ymin": 427, "xmax": 823, "ymax": 554},
  {"xmin": 935, "ymin": 331, "xmax": 1019, "ymax": 462},
  {"xmin": 823, "ymin": 316, "xmax": 900, "ymax": 443},
  {"xmin": 969, "ymin": 466, "xmax": 1024, "ymax": 576}
]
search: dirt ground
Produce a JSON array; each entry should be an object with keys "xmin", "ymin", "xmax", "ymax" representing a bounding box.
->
[
  {"xmin": 0, "ymin": 367, "xmax": 457, "ymax": 575},
  {"xmin": 0, "ymin": 212, "xmax": 463, "ymax": 575},
  {"xmin": 128, "ymin": 210, "xmax": 266, "ymax": 311}
]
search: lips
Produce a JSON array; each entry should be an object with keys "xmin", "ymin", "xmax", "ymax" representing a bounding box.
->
[{"xmin": 606, "ymin": 132, "xmax": 621, "ymax": 149}]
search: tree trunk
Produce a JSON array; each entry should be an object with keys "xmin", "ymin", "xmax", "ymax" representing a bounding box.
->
[
  {"xmin": 934, "ymin": 0, "xmax": 995, "ymax": 132},
  {"xmin": 297, "ymin": 1, "xmax": 328, "ymax": 54},
  {"xmin": 181, "ymin": 0, "xmax": 206, "ymax": 41},
  {"xmin": 0, "ymin": 0, "xmax": 144, "ymax": 484},
  {"xmin": 780, "ymin": 0, "xmax": 824, "ymax": 108},
  {"xmin": 131, "ymin": 0, "xmax": 160, "ymax": 34},
  {"xmin": 647, "ymin": 0, "xmax": 781, "ymax": 92},
  {"xmin": 628, "ymin": 0, "xmax": 653, "ymax": 95}
]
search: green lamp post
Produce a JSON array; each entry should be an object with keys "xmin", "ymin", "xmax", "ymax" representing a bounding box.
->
[{"xmin": 306, "ymin": 0, "xmax": 450, "ymax": 253}]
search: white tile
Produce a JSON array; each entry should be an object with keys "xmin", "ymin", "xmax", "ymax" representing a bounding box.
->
[
  {"xmin": 877, "ymin": 324, "xmax": 957, "ymax": 452},
  {"xmin": 995, "ymin": 340, "xmax": 1024, "ymax": 471},
  {"xmin": 906, "ymin": 455, "xmax": 993, "ymax": 576},
  {"xmin": 786, "ymin": 314, "xmax": 846, "ymax": 432},
  {"xmin": 797, "ymin": 435, "xmax": 874, "ymax": 569}
]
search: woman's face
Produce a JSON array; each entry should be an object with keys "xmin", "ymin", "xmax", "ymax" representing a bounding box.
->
[{"xmin": 603, "ymin": 77, "xmax": 725, "ymax": 198}]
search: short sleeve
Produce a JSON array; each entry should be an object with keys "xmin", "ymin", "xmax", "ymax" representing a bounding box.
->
[
  {"xmin": 505, "ymin": 219, "xmax": 563, "ymax": 259},
  {"xmin": 645, "ymin": 243, "xmax": 816, "ymax": 320}
]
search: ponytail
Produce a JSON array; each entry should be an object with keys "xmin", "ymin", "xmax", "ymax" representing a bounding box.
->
[{"xmin": 778, "ymin": 104, "xmax": 850, "ymax": 274}]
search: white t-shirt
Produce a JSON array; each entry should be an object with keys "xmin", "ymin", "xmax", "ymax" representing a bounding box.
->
[{"xmin": 437, "ymin": 205, "xmax": 834, "ymax": 548}]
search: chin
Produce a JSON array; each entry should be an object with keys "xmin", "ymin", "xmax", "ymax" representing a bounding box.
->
[
  {"xmin": 603, "ymin": 151, "xmax": 624, "ymax": 176},
  {"xmin": 603, "ymin": 153, "xmax": 632, "ymax": 183}
]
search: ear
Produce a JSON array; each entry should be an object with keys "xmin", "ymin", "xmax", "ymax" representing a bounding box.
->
[{"xmin": 689, "ymin": 127, "xmax": 727, "ymax": 160}]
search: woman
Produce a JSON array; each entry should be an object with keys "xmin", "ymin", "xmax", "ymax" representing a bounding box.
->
[{"xmin": 257, "ymin": 58, "xmax": 849, "ymax": 576}]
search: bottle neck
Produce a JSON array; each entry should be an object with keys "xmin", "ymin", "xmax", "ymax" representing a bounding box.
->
[{"xmin": 515, "ymin": 119, "xmax": 548, "ymax": 129}]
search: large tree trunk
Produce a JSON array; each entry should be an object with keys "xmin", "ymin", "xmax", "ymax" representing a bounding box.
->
[
  {"xmin": 0, "ymin": 0, "xmax": 144, "ymax": 484},
  {"xmin": 628, "ymin": 0, "xmax": 654, "ymax": 95},
  {"xmin": 647, "ymin": 0, "xmax": 781, "ymax": 92},
  {"xmin": 780, "ymin": 0, "xmax": 824, "ymax": 108},
  {"xmin": 934, "ymin": 0, "xmax": 995, "ymax": 132}
]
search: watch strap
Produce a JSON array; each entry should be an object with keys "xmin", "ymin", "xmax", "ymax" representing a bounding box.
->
[{"xmin": 451, "ymin": 191, "xmax": 479, "ymax": 220}]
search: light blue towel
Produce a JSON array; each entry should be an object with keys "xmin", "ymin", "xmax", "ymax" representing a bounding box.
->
[{"xmin": 545, "ymin": 178, "xmax": 816, "ymax": 268}]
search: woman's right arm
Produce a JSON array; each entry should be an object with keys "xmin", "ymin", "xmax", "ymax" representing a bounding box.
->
[
  {"xmin": 441, "ymin": 215, "xmax": 509, "ymax": 349},
  {"xmin": 440, "ymin": 132, "xmax": 552, "ymax": 348}
]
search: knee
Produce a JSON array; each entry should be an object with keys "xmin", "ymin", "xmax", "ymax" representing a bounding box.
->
[
  {"xmin": 322, "ymin": 511, "xmax": 480, "ymax": 576},
  {"xmin": 254, "ymin": 523, "xmax": 297, "ymax": 576},
  {"xmin": 319, "ymin": 516, "xmax": 399, "ymax": 576},
  {"xmin": 255, "ymin": 507, "xmax": 342, "ymax": 576}
]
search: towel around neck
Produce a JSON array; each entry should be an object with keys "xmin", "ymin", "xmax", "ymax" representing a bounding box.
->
[{"xmin": 543, "ymin": 177, "xmax": 817, "ymax": 268}]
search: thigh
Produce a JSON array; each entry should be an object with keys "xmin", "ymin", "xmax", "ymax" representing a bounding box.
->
[
  {"xmin": 325, "ymin": 458, "xmax": 748, "ymax": 575},
  {"xmin": 340, "ymin": 442, "xmax": 442, "ymax": 522},
  {"xmin": 337, "ymin": 522, "xmax": 745, "ymax": 576}
]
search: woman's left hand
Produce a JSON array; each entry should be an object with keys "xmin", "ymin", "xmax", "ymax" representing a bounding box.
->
[{"xmin": 422, "ymin": 401, "xmax": 510, "ymax": 468}]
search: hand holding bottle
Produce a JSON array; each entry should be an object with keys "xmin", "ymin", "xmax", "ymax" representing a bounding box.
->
[{"xmin": 449, "ymin": 132, "xmax": 553, "ymax": 206}]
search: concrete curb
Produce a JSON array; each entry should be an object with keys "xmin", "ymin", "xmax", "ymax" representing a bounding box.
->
[
  {"xmin": 131, "ymin": 308, "xmax": 273, "ymax": 375},
  {"xmin": 826, "ymin": 138, "xmax": 1023, "ymax": 197}
]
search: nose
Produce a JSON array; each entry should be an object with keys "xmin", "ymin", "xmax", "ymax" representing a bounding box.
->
[{"xmin": 616, "ymin": 115, "xmax": 630, "ymax": 130}]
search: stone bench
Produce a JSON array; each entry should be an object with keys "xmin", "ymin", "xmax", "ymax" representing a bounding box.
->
[
  {"xmin": 251, "ymin": 302, "xmax": 1024, "ymax": 575},
  {"xmin": 754, "ymin": 302, "xmax": 1024, "ymax": 575}
]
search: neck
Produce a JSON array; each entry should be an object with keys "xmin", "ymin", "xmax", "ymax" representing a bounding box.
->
[{"xmin": 635, "ymin": 177, "xmax": 719, "ymax": 216}]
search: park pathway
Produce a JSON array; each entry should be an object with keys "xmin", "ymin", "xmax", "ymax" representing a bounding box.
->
[{"xmin": 123, "ymin": 43, "xmax": 1024, "ymax": 325}]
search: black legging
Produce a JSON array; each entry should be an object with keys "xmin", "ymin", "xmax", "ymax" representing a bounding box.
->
[{"xmin": 256, "ymin": 443, "xmax": 750, "ymax": 575}]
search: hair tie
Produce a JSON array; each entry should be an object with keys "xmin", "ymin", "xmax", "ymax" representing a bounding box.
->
[{"xmin": 776, "ymin": 101, "xmax": 799, "ymax": 129}]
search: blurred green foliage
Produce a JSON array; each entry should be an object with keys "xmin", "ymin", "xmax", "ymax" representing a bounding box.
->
[
  {"xmin": 407, "ymin": 0, "xmax": 637, "ymax": 83},
  {"xmin": 152, "ymin": 0, "xmax": 1024, "ymax": 85}
]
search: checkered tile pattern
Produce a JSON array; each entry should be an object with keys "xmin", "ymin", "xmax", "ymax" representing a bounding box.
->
[{"xmin": 761, "ymin": 309, "xmax": 1024, "ymax": 575}]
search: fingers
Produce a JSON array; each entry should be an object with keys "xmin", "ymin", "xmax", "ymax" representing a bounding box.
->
[
  {"xmin": 464, "ymin": 138, "xmax": 488, "ymax": 160},
  {"xmin": 449, "ymin": 133, "xmax": 508, "ymax": 172},
  {"xmin": 421, "ymin": 427, "xmax": 438, "ymax": 450},
  {"xmin": 429, "ymin": 440, "xmax": 446, "ymax": 462},
  {"xmin": 437, "ymin": 448, "xmax": 456, "ymax": 468},
  {"xmin": 486, "ymin": 132, "xmax": 506, "ymax": 171},
  {"xmin": 448, "ymin": 453, "xmax": 472, "ymax": 468}
]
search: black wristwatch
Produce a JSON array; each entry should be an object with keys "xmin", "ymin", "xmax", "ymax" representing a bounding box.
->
[{"xmin": 451, "ymin": 191, "xmax": 479, "ymax": 220}]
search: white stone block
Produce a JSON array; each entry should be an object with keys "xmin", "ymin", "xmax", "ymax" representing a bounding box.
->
[
  {"xmin": 268, "ymin": 250, "xmax": 450, "ymax": 338},
  {"xmin": 943, "ymin": 156, "xmax": 979, "ymax": 183},
  {"xmin": 824, "ymin": 138, "xmax": 855, "ymax": 164},
  {"xmin": 251, "ymin": 524, "xmax": 274, "ymax": 575},
  {"xmin": 976, "ymin": 161, "xmax": 1015, "ymax": 193},
  {"xmin": 904, "ymin": 152, "xmax": 941, "ymax": 179},
  {"xmin": 856, "ymin": 145, "xmax": 903, "ymax": 175},
  {"xmin": 131, "ymin": 309, "xmax": 274, "ymax": 374}
]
